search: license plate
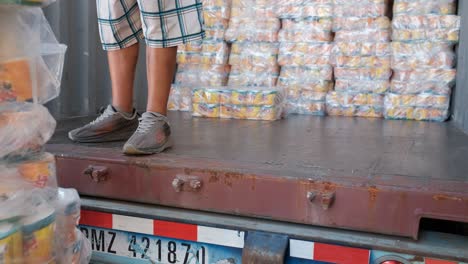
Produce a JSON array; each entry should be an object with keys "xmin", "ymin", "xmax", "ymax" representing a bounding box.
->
[{"xmin": 79, "ymin": 225, "xmax": 243, "ymax": 264}]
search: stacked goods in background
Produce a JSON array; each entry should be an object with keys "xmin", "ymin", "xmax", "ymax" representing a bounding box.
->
[
  {"xmin": 190, "ymin": 0, "xmax": 284, "ymax": 120},
  {"xmin": 224, "ymin": 0, "xmax": 280, "ymax": 88},
  {"xmin": 192, "ymin": 87, "xmax": 284, "ymax": 120},
  {"xmin": 274, "ymin": 0, "xmax": 334, "ymax": 116},
  {"xmin": 327, "ymin": 0, "xmax": 392, "ymax": 118},
  {"xmin": 0, "ymin": 5, "xmax": 91, "ymax": 264},
  {"xmin": 386, "ymin": 0, "xmax": 460, "ymax": 121},
  {"xmin": 168, "ymin": 0, "xmax": 232, "ymax": 111}
]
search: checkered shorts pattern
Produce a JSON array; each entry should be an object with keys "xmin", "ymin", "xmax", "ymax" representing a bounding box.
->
[{"xmin": 96, "ymin": 0, "xmax": 205, "ymax": 50}]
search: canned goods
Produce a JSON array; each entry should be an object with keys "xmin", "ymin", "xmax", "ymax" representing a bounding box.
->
[
  {"xmin": 0, "ymin": 222, "xmax": 23, "ymax": 264},
  {"xmin": 22, "ymin": 206, "xmax": 56, "ymax": 264}
]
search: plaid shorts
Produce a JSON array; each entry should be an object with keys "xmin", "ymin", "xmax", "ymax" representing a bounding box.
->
[{"xmin": 96, "ymin": 0, "xmax": 205, "ymax": 50}]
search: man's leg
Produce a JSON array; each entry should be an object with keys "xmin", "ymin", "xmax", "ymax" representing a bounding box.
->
[
  {"xmin": 122, "ymin": 46, "xmax": 176, "ymax": 155},
  {"xmin": 108, "ymin": 44, "xmax": 140, "ymax": 113},
  {"xmin": 145, "ymin": 46, "xmax": 177, "ymax": 115}
]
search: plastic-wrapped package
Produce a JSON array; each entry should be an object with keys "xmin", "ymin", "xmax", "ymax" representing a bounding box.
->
[
  {"xmin": 278, "ymin": 81, "xmax": 333, "ymax": 93},
  {"xmin": 282, "ymin": 17, "xmax": 333, "ymax": 31},
  {"xmin": 192, "ymin": 87, "xmax": 284, "ymax": 120},
  {"xmin": 178, "ymin": 40, "xmax": 203, "ymax": 53},
  {"xmin": 168, "ymin": 85, "xmax": 192, "ymax": 111},
  {"xmin": 274, "ymin": 1, "xmax": 333, "ymax": 19},
  {"xmin": 278, "ymin": 28, "xmax": 333, "ymax": 43},
  {"xmin": 202, "ymin": 0, "xmax": 231, "ymax": 28},
  {"xmin": 384, "ymin": 93, "xmax": 450, "ymax": 122},
  {"xmin": 332, "ymin": 42, "xmax": 391, "ymax": 57},
  {"xmin": 228, "ymin": 65, "xmax": 279, "ymax": 87},
  {"xmin": 334, "ymin": 67, "xmax": 392, "ymax": 81},
  {"xmin": 392, "ymin": 15, "xmax": 460, "ymax": 30},
  {"xmin": 333, "ymin": 3, "xmax": 389, "ymax": 18},
  {"xmin": 392, "ymin": 69, "xmax": 456, "ymax": 84},
  {"xmin": 230, "ymin": 7, "xmax": 276, "ymax": 19},
  {"xmin": 393, "ymin": 0, "xmax": 457, "ymax": 16},
  {"xmin": 280, "ymin": 65, "xmax": 333, "ymax": 81},
  {"xmin": 57, "ymin": 229, "xmax": 92, "ymax": 264},
  {"xmin": 333, "ymin": 16, "xmax": 390, "ymax": 31},
  {"xmin": 285, "ymin": 101, "xmax": 326, "ymax": 115},
  {"xmin": 332, "ymin": 55, "xmax": 390, "ymax": 68},
  {"xmin": 326, "ymin": 91, "xmax": 384, "ymax": 118},
  {"xmin": 225, "ymin": 17, "xmax": 280, "ymax": 42},
  {"xmin": 204, "ymin": 28, "xmax": 227, "ymax": 41},
  {"xmin": 175, "ymin": 64, "xmax": 230, "ymax": 86},
  {"xmin": 334, "ymin": 29, "xmax": 391, "ymax": 42},
  {"xmin": 229, "ymin": 42, "xmax": 279, "ymax": 66},
  {"xmin": 335, "ymin": 79, "xmax": 389, "ymax": 94},
  {"xmin": 278, "ymin": 42, "xmax": 332, "ymax": 66},
  {"xmin": 392, "ymin": 28, "xmax": 460, "ymax": 43},
  {"xmin": 231, "ymin": 0, "xmax": 270, "ymax": 8},
  {"xmin": 390, "ymin": 81, "xmax": 452, "ymax": 96},
  {"xmin": 0, "ymin": 7, "xmax": 67, "ymax": 104},
  {"xmin": 177, "ymin": 41, "xmax": 230, "ymax": 65},
  {"xmin": 0, "ymin": 102, "xmax": 56, "ymax": 160}
]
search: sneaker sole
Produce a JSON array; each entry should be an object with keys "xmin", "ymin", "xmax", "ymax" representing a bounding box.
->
[
  {"xmin": 123, "ymin": 140, "xmax": 173, "ymax": 155},
  {"xmin": 68, "ymin": 126, "xmax": 137, "ymax": 143}
]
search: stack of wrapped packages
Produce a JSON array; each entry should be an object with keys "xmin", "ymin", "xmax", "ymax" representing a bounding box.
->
[
  {"xmin": 327, "ymin": 0, "xmax": 392, "ymax": 118},
  {"xmin": 191, "ymin": 0, "xmax": 284, "ymax": 120},
  {"xmin": 385, "ymin": 0, "xmax": 460, "ymax": 121},
  {"xmin": 0, "ymin": 5, "xmax": 91, "ymax": 264},
  {"xmin": 168, "ymin": 0, "xmax": 232, "ymax": 112},
  {"xmin": 275, "ymin": 0, "xmax": 334, "ymax": 116}
]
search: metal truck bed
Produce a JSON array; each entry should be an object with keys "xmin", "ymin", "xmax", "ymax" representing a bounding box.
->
[{"xmin": 47, "ymin": 112, "xmax": 468, "ymax": 239}]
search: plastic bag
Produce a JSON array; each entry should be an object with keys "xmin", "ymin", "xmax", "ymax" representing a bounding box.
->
[
  {"xmin": 334, "ymin": 29, "xmax": 391, "ymax": 42},
  {"xmin": 393, "ymin": 0, "xmax": 457, "ymax": 16},
  {"xmin": 168, "ymin": 85, "xmax": 193, "ymax": 111},
  {"xmin": 278, "ymin": 42, "xmax": 332, "ymax": 66},
  {"xmin": 192, "ymin": 87, "xmax": 284, "ymax": 120},
  {"xmin": 228, "ymin": 65, "xmax": 279, "ymax": 87},
  {"xmin": 332, "ymin": 42, "xmax": 391, "ymax": 57},
  {"xmin": 335, "ymin": 80, "xmax": 389, "ymax": 94},
  {"xmin": 333, "ymin": 3, "xmax": 388, "ymax": 18},
  {"xmin": 229, "ymin": 42, "xmax": 279, "ymax": 67},
  {"xmin": 225, "ymin": 17, "xmax": 280, "ymax": 42},
  {"xmin": 392, "ymin": 69, "xmax": 456, "ymax": 84},
  {"xmin": 390, "ymin": 81, "xmax": 452, "ymax": 96},
  {"xmin": 333, "ymin": 16, "xmax": 390, "ymax": 31},
  {"xmin": 0, "ymin": 6, "xmax": 67, "ymax": 104},
  {"xmin": 274, "ymin": 1, "xmax": 333, "ymax": 19},
  {"xmin": 177, "ymin": 40, "xmax": 230, "ymax": 65},
  {"xmin": 0, "ymin": 102, "xmax": 56, "ymax": 160},
  {"xmin": 334, "ymin": 67, "xmax": 392, "ymax": 81},
  {"xmin": 284, "ymin": 89, "xmax": 327, "ymax": 116},
  {"xmin": 326, "ymin": 91, "xmax": 384, "ymax": 118},
  {"xmin": 175, "ymin": 64, "xmax": 230, "ymax": 86},
  {"xmin": 384, "ymin": 93, "xmax": 450, "ymax": 122}
]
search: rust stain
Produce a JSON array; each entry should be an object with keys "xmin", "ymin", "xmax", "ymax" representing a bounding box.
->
[
  {"xmin": 368, "ymin": 186, "xmax": 379, "ymax": 202},
  {"xmin": 433, "ymin": 194, "xmax": 463, "ymax": 202}
]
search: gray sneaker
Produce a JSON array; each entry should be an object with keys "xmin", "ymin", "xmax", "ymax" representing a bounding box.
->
[
  {"xmin": 123, "ymin": 112, "xmax": 173, "ymax": 155},
  {"xmin": 68, "ymin": 105, "xmax": 139, "ymax": 143}
]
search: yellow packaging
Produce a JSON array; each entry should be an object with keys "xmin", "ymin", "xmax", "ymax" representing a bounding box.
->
[
  {"xmin": 22, "ymin": 206, "xmax": 56, "ymax": 264},
  {"xmin": 0, "ymin": 222, "xmax": 23, "ymax": 264},
  {"xmin": 192, "ymin": 104, "xmax": 220, "ymax": 118},
  {"xmin": 17, "ymin": 153, "xmax": 57, "ymax": 189},
  {"xmin": 0, "ymin": 59, "xmax": 33, "ymax": 102}
]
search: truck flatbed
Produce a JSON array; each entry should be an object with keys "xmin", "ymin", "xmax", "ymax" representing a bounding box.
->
[{"xmin": 47, "ymin": 112, "xmax": 468, "ymax": 239}]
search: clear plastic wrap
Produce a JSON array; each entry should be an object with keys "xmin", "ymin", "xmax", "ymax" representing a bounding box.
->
[
  {"xmin": 332, "ymin": 55, "xmax": 390, "ymax": 68},
  {"xmin": 229, "ymin": 42, "xmax": 279, "ymax": 66},
  {"xmin": 393, "ymin": 0, "xmax": 457, "ymax": 16},
  {"xmin": 175, "ymin": 64, "xmax": 231, "ymax": 86},
  {"xmin": 278, "ymin": 19, "xmax": 333, "ymax": 42},
  {"xmin": 168, "ymin": 85, "xmax": 193, "ymax": 111},
  {"xmin": 278, "ymin": 81, "xmax": 333, "ymax": 93},
  {"xmin": 390, "ymin": 81, "xmax": 452, "ymax": 95},
  {"xmin": 392, "ymin": 69, "xmax": 456, "ymax": 84},
  {"xmin": 0, "ymin": 7, "xmax": 67, "ymax": 104},
  {"xmin": 333, "ymin": 16, "xmax": 390, "ymax": 31},
  {"xmin": 278, "ymin": 42, "xmax": 332, "ymax": 66},
  {"xmin": 280, "ymin": 65, "xmax": 333, "ymax": 81},
  {"xmin": 0, "ymin": 102, "xmax": 56, "ymax": 160},
  {"xmin": 228, "ymin": 65, "xmax": 279, "ymax": 87},
  {"xmin": 231, "ymin": 0, "xmax": 270, "ymax": 8},
  {"xmin": 177, "ymin": 41, "xmax": 230, "ymax": 65},
  {"xmin": 335, "ymin": 79, "xmax": 389, "ymax": 94},
  {"xmin": 285, "ymin": 89, "xmax": 327, "ymax": 116},
  {"xmin": 230, "ymin": 7, "xmax": 276, "ymax": 18},
  {"xmin": 334, "ymin": 67, "xmax": 392, "ymax": 81},
  {"xmin": 392, "ymin": 28, "xmax": 460, "ymax": 43},
  {"xmin": 225, "ymin": 18, "xmax": 280, "ymax": 42},
  {"xmin": 192, "ymin": 87, "xmax": 284, "ymax": 120},
  {"xmin": 392, "ymin": 15, "xmax": 460, "ymax": 30},
  {"xmin": 384, "ymin": 93, "xmax": 450, "ymax": 122},
  {"xmin": 326, "ymin": 91, "xmax": 384, "ymax": 118},
  {"xmin": 332, "ymin": 42, "xmax": 391, "ymax": 57},
  {"xmin": 274, "ymin": 1, "xmax": 333, "ymax": 19},
  {"xmin": 334, "ymin": 29, "xmax": 391, "ymax": 42},
  {"xmin": 333, "ymin": 3, "xmax": 389, "ymax": 18}
]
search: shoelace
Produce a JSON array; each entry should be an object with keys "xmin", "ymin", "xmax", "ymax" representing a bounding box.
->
[
  {"xmin": 90, "ymin": 109, "xmax": 115, "ymax": 125},
  {"xmin": 136, "ymin": 115, "xmax": 164, "ymax": 133}
]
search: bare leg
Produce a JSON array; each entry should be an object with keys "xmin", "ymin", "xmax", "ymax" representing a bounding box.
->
[
  {"xmin": 146, "ymin": 46, "xmax": 178, "ymax": 115},
  {"xmin": 108, "ymin": 43, "xmax": 139, "ymax": 113}
]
